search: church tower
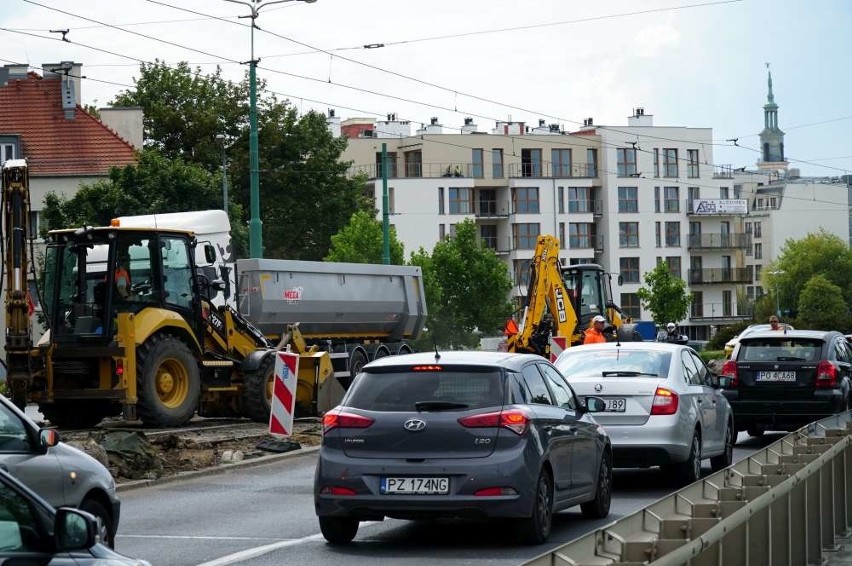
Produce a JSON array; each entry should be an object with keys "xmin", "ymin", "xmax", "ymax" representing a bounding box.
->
[{"xmin": 757, "ymin": 63, "xmax": 788, "ymax": 171}]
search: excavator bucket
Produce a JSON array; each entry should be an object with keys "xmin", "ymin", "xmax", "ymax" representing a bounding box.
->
[{"xmin": 294, "ymin": 351, "xmax": 337, "ymax": 416}]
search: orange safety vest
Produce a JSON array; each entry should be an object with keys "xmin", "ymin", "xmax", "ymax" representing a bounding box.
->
[
  {"xmin": 115, "ymin": 266, "xmax": 131, "ymax": 295},
  {"xmin": 583, "ymin": 327, "xmax": 607, "ymax": 345}
]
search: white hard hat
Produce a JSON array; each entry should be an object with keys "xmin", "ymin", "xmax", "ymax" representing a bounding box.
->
[
  {"xmin": 592, "ymin": 315, "xmax": 606, "ymax": 323},
  {"xmin": 666, "ymin": 322, "xmax": 676, "ymax": 331}
]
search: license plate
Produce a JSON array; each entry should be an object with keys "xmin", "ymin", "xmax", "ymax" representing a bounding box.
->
[
  {"xmin": 756, "ymin": 371, "xmax": 797, "ymax": 382},
  {"xmin": 381, "ymin": 477, "xmax": 449, "ymax": 495},
  {"xmin": 604, "ymin": 398, "xmax": 626, "ymax": 412}
]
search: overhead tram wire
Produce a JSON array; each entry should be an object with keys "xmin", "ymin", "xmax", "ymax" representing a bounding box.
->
[{"xmin": 8, "ymin": 4, "xmax": 846, "ymax": 177}]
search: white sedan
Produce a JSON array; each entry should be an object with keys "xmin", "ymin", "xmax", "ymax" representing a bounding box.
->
[{"xmin": 554, "ymin": 341, "xmax": 734, "ymax": 485}]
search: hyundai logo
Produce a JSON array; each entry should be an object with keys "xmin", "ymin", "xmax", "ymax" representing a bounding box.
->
[
  {"xmin": 594, "ymin": 383, "xmax": 603, "ymax": 392},
  {"xmin": 403, "ymin": 418, "xmax": 427, "ymax": 432}
]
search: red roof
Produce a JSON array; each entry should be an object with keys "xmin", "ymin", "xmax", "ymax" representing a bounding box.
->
[{"xmin": 0, "ymin": 73, "xmax": 136, "ymax": 176}]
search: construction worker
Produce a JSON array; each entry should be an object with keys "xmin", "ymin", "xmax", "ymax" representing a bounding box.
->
[
  {"xmin": 583, "ymin": 315, "xmax": 608, "ymax": 345},
  {"xmin": 114, "ymin": 252, "xmax": 132, "ymax": 299}
]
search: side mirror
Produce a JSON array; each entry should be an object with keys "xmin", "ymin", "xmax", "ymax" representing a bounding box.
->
[
  {"xmin": 583, "ymin": 396, "xmax": 607, "ymax": 413},
  {"xmin": 55, "ymin": 508, "xmax": 97, "ymax": 552},
  {"xmin": 204, "ymin": 244, "xmax": 217, "ymax": 265},
  {"xmin": 38, "ymin": 429, "xmax": 60, "ymax": 454}
]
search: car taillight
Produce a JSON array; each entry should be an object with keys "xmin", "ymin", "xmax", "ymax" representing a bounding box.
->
[
  {"xmin": 816, "ymin": 361, "xmax": 837, "ymax": 388},
  {"xmin": 650, "ymin": 387, "xmax": 679, "ymax": 416},
  {"xmin": 720, "ymin": 360, "xmax": 739, "ymax": 388},
  {"xmin": 458, "ymin": 409, "xmax": 529, "ymax": 435},
  {"xmin": 322, "ymin": 409, "xmax": 374, "ymax": 434},
  {"xmin": 320, "ymin": 486, "xmax": 357, "ymax": 496}
]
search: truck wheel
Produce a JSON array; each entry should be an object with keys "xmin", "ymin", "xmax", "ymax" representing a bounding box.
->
[
  {"xmin": 10, "ymin": 380, "xmax": 27, "ymax": 410},
  {"xmin": 40, "ymin": 401, "xmax": 108, "ymax": 429},
  {"xmin": 137, "ymin": 335, "xmax": 200, "ymax": 427},
  {"xmin": 349, "ymin": 350, "xmax": 367, "ymax": 382},
  {"xmin": 243, "ymin": 353, "xmax": 274, "ymax": 423}
]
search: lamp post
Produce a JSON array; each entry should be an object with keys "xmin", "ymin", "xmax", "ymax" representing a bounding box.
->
[
  {"xmin": 768, "ymin": 270, "xmax": 785, "ymax": 317},
  {"xmin": 215, "ymin": 134, "xmax": 229, "ymax": 212},
  {"xmin": 223, "ymin": 0, "xmax": 317, "ymax": 258}
]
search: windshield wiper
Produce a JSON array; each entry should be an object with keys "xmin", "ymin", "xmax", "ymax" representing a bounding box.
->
[
  {"xmin": 415, "ymin": 401, "xmax": 470, "ymax": 412},
  {"xmin": 601, "ymin": 371, "xmax": 659, "ymax": 377}
]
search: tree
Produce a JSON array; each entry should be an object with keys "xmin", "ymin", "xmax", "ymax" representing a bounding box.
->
[
  {"xmin": 636, "ymin": 262, "xmax": 692, "ymax": 327},
  {"xmin": 768, "ymin": 230, "xmax": 852, "ymax": 316},
  {"xmin": 797, "ymin": 274, "xmax": 850, "ymax": 330},
  {"xmin": 409, "ymin": 220, "xmax": 513, "ymax": 349},
  {"xmin": 325, "ymin": 211, "xmax": 405, "ymax": 264}
]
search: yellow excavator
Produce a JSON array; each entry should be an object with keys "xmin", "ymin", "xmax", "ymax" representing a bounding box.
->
[
  {"xmin": 505, "ymin": 234, "xmax": 640, "ymax": 358},
  {"xmin": 2, "ymin": 159, "xmax": 335, "ymax": 428}
]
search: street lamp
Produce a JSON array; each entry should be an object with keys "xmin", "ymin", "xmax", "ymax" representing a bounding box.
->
[
  {"xmin": 215, "ymin": 134, "xmax": 229, "ymax": 212},
  {"xmin": 223, "ymin": 0, "xmax": 318, "ymax": 258},
  {"xmin": 768, "ymin": 270, "xmax": 785, "ymax": 317}
]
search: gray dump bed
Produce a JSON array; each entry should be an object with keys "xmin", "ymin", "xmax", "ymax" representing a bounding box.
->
[{"xmin": 236, "ymin": 259, "xmax": 427, "ymax": 340}]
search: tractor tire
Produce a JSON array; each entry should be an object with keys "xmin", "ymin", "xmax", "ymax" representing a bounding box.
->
[
  {"xmin": 136, "ymin": 334, "xmax": 200, "ymax": 427},
  {"xmin": 40, "ymin": 401, "xmax": 109, "ymax": 429},
  {"xmin": 348, "ymin": 349, "xmax": 368, "ymax": 383},
  {"xmin": 243, "ymin": 352, "xmax": 275, "ymax": 423}
]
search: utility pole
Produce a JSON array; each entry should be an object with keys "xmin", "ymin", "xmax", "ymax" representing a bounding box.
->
[
  {"xmin": 382, "ymin": 143, "xmax": 390, "ymax": 265},
  {"xmin": 215, "ymin": 134, "xmax": 229, "ymax": 212}
]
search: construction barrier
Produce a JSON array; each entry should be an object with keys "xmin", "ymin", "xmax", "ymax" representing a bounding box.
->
[{"xmin": 524, "ymin": 411, "xmax": 852, "ymax": 566}]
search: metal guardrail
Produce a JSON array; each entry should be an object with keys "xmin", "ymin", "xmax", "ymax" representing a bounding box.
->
[{"xmin": 523, "ymin": 411, "xmax": 852, "ymax": 566}]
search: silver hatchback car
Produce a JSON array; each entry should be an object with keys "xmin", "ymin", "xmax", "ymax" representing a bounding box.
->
[
  {"xmin": 0, "ymin": 396, "xmax": 120, "ymax": 547},
  {"xmin": 554, "ymin": 342, "xmax": 734, "ymax": 485},
  {"xmin": 314, "ymin": 351, "xmax": 612, "ymax": 545}
]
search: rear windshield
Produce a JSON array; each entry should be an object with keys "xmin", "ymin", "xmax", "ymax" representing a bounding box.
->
[
  {"xmin": 739, "ymin": 338, "xmax": 823, "ymax": 362},
  {"xmin": 557, "ymin": 350, "xmax": 671, "ymax": 377},
  {"xmin": 344, "ymin": 367, "xmax": 505, "ymax": 412}
]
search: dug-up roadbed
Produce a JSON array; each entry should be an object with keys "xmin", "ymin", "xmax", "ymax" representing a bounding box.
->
[{"xmin": 56, "ymin": 418, "xmax": 322, "ymax": 491}]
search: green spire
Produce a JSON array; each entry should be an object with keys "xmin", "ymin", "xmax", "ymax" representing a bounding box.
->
[{"xmin": 766, "ymin": 62, "xmax": 775, "ymax": 104}]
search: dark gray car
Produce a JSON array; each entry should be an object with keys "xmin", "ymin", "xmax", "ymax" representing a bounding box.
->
[
  {"xmin": 314, "ymin": 351, "xmax": 612, "ymax": 545},
  {"xmin": 0, "ymin": 396, "xmax": 120, "ymax": 547}
]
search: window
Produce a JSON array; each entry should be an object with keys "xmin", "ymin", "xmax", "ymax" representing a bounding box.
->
[
  {"xmin": 558, "ymin": 222, "xmax": 565, "ymax": 248},
  {"xmin": 653, "ymin": 148, "xmax": 660, "ymax": 178},
  {"xmin": 480, "ymin": 225, "xmax": 497, "ymax": 250},
  {"xmin": 691, "ymin": 291, "xmax": 704, "ymax": 317},
  {"xmin": 162, "ymin": 235, "xmax": 193, "ymax": 311},
  {"xmin": 539, "ymin": 364, "xmax": 577, "ymax": 410},
  {"xmin": 654, "ymin": 186, "xmax": 661, "ymax": 213},
  {"xmin": 492, "ymin": 148, "xmax": 504, "ymax": 178},
  {"xmin": 568, "ymin": 187, "xmax": 592, "ymax": 213},
  {"xmin": 449, "ymin": 223, "xmax": 457, "ymax": 238},
  {"xmin": 374, "ymin": 151, "xmax": 398, "ymax": 178},
  {"xmin": 478, "ymin": 188, "xmax": 497, "ymax": 216},
  {"xmin": 620, "ymin": 293, "xmax": 641, "ymax": 319},
  {"xmin": 755, "ymin": 264, "xmax": 762, "ymax": 281},
  {"xmin": 663, "ymin": 148, "xmax": 678, "ymax": 177},
  {"xmin": 720, "ymin": 186, "xmax": 730, "ymax": 199},
  {"xmin": 687, "ymin": 149, "xmax": 699, "ymax": 178},
  {"xmin": 687, "ymin": 186, "xmax": 700, "ymax": 212},
  {"xmin": 569, "ymin": 223, "xmax": 593, "ymax": 248},
  {"xmin": 734, "ymin": 184, "xmax": 742, "ymax": 199},
  {"xmin": 449, "ymin": 187, "xmax": 472, "ymax": 214},
  {"xmin": 551, "ymin": 149, "xmax": 572, "ymax": 177},
  {"xmin": 387, "ymin": 187, "xmax": 395, "ymax": 214},
  {"xmin": 681, "ymin": 351, "xmax": 702, "ymax": 386},
  {"xmin": 521, "ymin": 365, "xmax": 553, "ymax": 405},
  {"xmin": 514, "ymin": 259, "xmax": 531, "ymax": 286},
  {"xmin": 666, "ymin": 256, "xmax": 681, "ymax": 279},
  {"xmin": 521, "ymin": 148, "xmax": 542, "ymax": 177},
  {"xmin": 664, "ymin": 186, "xmax": 680, "ymax": 212},
  {"xmin": 439, "ymin": 224, "xmax": 445, "ymax": 239},
  {"xmin": 665, "ymin": 221, "xmax": 681, "ymax": 247},
  {"xmin": 754, "ymin": 221, "xmax": 762, "ymax": 238},
  {"xmin": 557, "ymin": 187, "xmax": 565, "ymax": 214},
  {"xmin": 620, "ymin": 257, "xmax": 640, "ymax": 283},
  {"xmin": 0, "ymin": 480, "xmax": 43, "ymax": 552},
  {"xmin": 438, "ymin": 187, "xmax": 445, "ymax": 214},
  {"xmin": 755, "ymin": 242, "xmax": 763, "ymax": 260},
  {"xmin": 723, "ymin": 290, "xmax": 732, "ymax": 316},
  {"xmin": 618, "ymin": 186, "xmax": 638, "ymax": 213},
  {"xmin": 586, "ymin": 148, "xmax": 598, "ymax": 177},
  {"xmin": 404, "ymin": 150, "xmax": 422, "ymax": 177},
  {"xmin": 513, "ymin": 223, "xmax": 540, "ymax": 249},
  {"xmin": 617, "ymin": 148, "xmax": 637, "ymax": 177},
  {"xmin": 471, "ymin": 148, "xmax": 484, "ymax": 178},
  {"xmin": 27, "ymin": 211, "xmax": 40, "ymax": 240},
  {"xmin": 0, "ymin": 143, "xmax": 15, "ymax": 166},
  {"xmin": 745, "ymin": 221, "xmax": 752, "ymax": 235},
  {"xmin": 655, "ymin": 221, "xmax": 662, "ymax": 247},
  {"xmin": 619, "ymin": 222, "xmax": 639, "ymax": 248},
  {"xmin": 513, "ymin": 187, "xmax": 540, "ymax": 214}
]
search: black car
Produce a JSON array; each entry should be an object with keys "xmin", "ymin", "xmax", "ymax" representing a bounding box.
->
[
  {"xmin": 720, "ymin": 330, "xmax": 852, "ymax": 435},
  {"xmin": 0, "ymin": 469, "xmax": 147, "ymax": 564},
  {"xmin": 314, "ymin": 351, "xmax": 612, "ymax": 545}
]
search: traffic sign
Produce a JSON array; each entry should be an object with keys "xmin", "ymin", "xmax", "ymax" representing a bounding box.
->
[{"xmin": 269, "ymin": 352, "xmax": 299, "ymax": 437}]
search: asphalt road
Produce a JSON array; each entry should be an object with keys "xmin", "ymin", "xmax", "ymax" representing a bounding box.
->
[{"xmin": 114, "ymin": 432, "xmax": 781, "ymax": 566}]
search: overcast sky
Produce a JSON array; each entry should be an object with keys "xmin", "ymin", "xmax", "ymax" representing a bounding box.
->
[{"xmin": 2, "ymin": 0, "xmax": 850, "ymax": 177}]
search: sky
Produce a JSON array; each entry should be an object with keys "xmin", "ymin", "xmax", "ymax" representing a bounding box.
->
[{"xmin": 1, "ymin": 0, "xmax": 850, "ymax": 177}]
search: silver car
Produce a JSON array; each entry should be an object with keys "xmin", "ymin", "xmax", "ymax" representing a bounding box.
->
[
  {"xmin": 554, "ymin": 342, "xmax": 734, "ymax": 485},
  {"xmin": 0, "ymin": 395, "xmax": 120, "ymax": 547}
]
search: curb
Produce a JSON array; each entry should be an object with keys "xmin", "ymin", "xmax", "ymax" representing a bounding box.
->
[{"xmin": 116, "ymin": 445, "xmax": 320, "ymax": 493}]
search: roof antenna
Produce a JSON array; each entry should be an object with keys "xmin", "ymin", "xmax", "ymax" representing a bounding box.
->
[{"xmin": 433, "ymin": 338, "xmax": 440, "ymax": 362}]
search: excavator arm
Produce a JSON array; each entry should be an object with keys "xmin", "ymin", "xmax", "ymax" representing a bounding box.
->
[
  {"xmin": 506, "ymin": 235, "xmax": 578, "ymax": 357},
  {"xmin": 2, "ymin": 160, "xmax": 34, "ymax": 408}
]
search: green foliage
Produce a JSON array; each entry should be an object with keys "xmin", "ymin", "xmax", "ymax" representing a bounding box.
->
[
  {"xmin": 325, "ymin": 210, "xmax": 405, "ymax": 264},
  {"xmin": 699, "ymin": 350, "xmax": 726, "ymax": 365},
  {"xmin": 768, "ymin": 229, "xmax": 852, "ymax": 317},
  {"xmin": 408, "ymin": 220, "xmax": 513, "ymax": 350},
  {"xmin": 635, "ymin": 262, "xmax": 692, "ymax": 326},
  {"xmin": 797, "ymin": 274, "xmax": 850, "ymax": 330},
  {"xmin": 707, "ymin": 320, "xmax": 751, "ymax": 350}
]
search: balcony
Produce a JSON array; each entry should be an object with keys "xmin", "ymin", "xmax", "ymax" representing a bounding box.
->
[
  {"xmin": 479, "ymin": 236, "xmax": 512, "ymax": 255},
  {"xmin": 568, "ymin": 234, "xmax": 603, "ymax": 252},
  {"xmin": 346, "ymin": 162, "xmax": 475, "ymax": 179},
  {"xmin": 568, "ymin": 199, "xmax": 603, "ymax": 216},
  {"xmin": 687, "ymin": 198, "xmax": 749, "ymax": 216},
  {"xmin": 713, "ymin": 165, "xmax": 734, "ymax": 179},
  {"xmin": 687, "ymin": 233, "xmax": 751, "ymax": 250},
  {"xmin": 507, "ymin": 162, "xmax": 598, "ymax": 179},
  {"xmin": 689, "ymin": 302, "xmax": 754, "ymax": 321},
  {"xmin": 688, "ymin": 268, "xmax": 753, "ymax": 285},
  {"xmin": 474, "ymin": 199, "xmax": 510, "ymax": 219}
]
